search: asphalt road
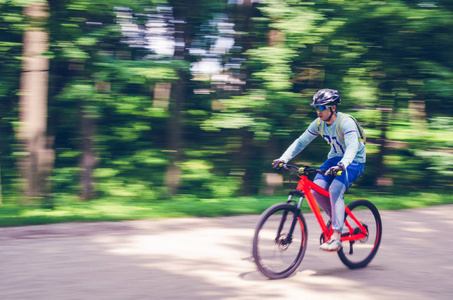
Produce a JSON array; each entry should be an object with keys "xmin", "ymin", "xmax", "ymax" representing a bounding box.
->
[{"xmin": 0, "ymin": 204, "xmax": 452, "ymax": 300}]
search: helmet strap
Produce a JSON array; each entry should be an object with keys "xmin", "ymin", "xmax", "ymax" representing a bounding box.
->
[{"xmin": 326, "ymin": 107, "xmax": 336, "ymax": 122}]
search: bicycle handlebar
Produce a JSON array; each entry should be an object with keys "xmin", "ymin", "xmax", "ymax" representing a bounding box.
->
[{"xmin": 274, "ymin": 163, "xmax": 343, "ymax": 176}]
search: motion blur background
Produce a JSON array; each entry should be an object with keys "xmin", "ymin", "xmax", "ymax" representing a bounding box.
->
[{"xmin": 1, "ymin": 0, "xmax": 452, "ymax": 209}]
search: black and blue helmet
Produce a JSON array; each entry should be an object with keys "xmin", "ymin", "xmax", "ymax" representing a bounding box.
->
[{"xmin": 311, "ymin": 89, "xmax": 341, "ymax": 106}]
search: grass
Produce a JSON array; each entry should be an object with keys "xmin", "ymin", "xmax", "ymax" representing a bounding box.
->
[{"xmin": 0, "ymin": 188, "xmax": 452, "ymax": 227}]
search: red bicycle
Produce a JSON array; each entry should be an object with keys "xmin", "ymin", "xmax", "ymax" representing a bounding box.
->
[{"xmin": 252, "ymin": 164, "xmax": 382, "ymax": 279}]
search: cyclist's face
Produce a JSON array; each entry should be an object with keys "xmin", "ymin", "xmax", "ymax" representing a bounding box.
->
[{"xmin": 316, "ymin": 105, "xmax": 335, "ymax": 120}]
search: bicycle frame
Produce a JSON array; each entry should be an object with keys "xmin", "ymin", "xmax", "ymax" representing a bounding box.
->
[{"xmin": 294, "ymin": 174, "xmax": 368, "ymax": 243}]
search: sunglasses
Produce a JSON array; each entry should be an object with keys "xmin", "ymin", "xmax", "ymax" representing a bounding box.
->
[{"xmin": 315, "ymin": 105, "xmax": 332, "ymax": 112}]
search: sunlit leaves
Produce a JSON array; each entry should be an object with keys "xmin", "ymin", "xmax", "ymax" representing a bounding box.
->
[
  {"xmin": 55, "ymin": 41, "xmax": 90, "ymax": 60},
  {"xmin": 247, "ymin": 46, "xmax": 295, "ymax": 91},
  {"xmin": 203, "ymin": 112, "xmax": 254, "ymax": 131},
  {"xmin": 76, "ymin": 37, "xmax": 97, "ymax": 46},
  {"xmin": 259, "ymin": 0, "xmax": 324, "ymax": 44},
  {"xmin": 180, "ymin": 159, "xmax": 241, "ymax": 198},
  {"xmin": 95, "ymin": 60, "xmax": 181, "ymax": 83},
  {"xmin": 127, "ymin": 67, "xmax": 178, "ymax": 81}
]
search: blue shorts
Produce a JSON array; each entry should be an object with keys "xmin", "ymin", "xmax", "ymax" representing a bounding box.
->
[{"xmin": 316, "ymin": 157, "xmax": 365, "ymax": 189}]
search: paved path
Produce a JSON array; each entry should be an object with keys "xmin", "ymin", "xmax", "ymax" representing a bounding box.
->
[{"xmin": 0, "ymin": 205, "xmax": 452, "ymax": 300}]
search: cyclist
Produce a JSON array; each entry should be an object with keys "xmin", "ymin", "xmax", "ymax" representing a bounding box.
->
[{"xmin": 272, "ymin": 89, "xmax": 366, "ymax": 252}]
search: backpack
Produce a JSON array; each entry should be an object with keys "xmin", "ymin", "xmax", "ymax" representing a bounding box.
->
[{"xmin": 317, "ymin": 113, "xmax": 366, "ymax": 145}]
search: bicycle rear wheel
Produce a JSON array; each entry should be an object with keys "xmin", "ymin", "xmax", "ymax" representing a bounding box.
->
[
  {"xmin": 252, "ymin": 203, "xmax": 308, "ymax": 279},
  {"xmin": 338, "ymin": 199, "xmax": 382, "ymax": 268}
]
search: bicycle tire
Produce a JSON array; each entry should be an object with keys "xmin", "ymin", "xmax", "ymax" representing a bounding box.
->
[
  {"xmin": 252, "ymin": 203, "xmax": 308, "ymax": 279},
  {"xmin": 337, "ymin": 199, "xmax": 382, "ymax": 269}
]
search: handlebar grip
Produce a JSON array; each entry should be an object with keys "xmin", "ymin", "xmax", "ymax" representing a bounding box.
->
[{"xmin": 271, "ymin": 162, "xmax": 286, "ymax": 168}]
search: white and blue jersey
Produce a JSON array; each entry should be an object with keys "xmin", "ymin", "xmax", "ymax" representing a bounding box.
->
[{"xmin": 279, "ymin": 112, "xmax": 366, "ymax": 169}]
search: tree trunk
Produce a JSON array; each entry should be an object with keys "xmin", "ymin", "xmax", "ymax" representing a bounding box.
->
[
  {"xmin": 79, "ymin": 110, "xmax": 97, "ymax": 200},
  {"xmin": 18, "ymin": 3, "xmax": 53, "ymax": 200},
  {"xmin": 374, "ymin": 107, "xmax": 392, "ymax": 186},
  {"xmin": 165, "ymin": 71, "xmax": 185, "ymax": 195},
  {"xmin": 164, "ymin": 2, "xmax": 193, "ymax": 195},
  {"xmin": 374, "ymin": 79, "xmax": 394, "ymax": 187},
  {"xmin": 409, "ymin": 100, "xmax": 428, "ymax": 135},
  {"xmin": 238, "ymin": 128, "xmax": 254, "ymax": 195},
  {"xmin": 231, "ymin": 0, "xmax": 259, "ymax": 195}
]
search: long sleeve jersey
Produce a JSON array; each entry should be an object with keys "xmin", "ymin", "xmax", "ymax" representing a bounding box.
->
[{"xmin": 279, "ymin": 112, "xmax": 366, "ymax": 169}]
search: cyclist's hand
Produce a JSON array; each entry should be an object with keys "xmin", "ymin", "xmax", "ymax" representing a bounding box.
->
[
  {"xmin": 272, "ymin": 159, "xmax": 288, "ymax": 170},
  {"xmin": 325, "ymin": 162, "xmax": 345, "ymax": 176}
]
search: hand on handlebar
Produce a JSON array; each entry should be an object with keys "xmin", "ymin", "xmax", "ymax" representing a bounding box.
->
[
  {"xmin": 325, "ymin": 162, "xmax": 345, "ymax": 176},
  {"xmin": 272, "ymin": 159, "xmax": 288, "ymax": 170}
]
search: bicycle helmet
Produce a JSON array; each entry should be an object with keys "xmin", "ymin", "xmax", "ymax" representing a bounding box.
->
[{"xmin": 310, "ymin": 89, "xmax": 341, "ymax": 106}]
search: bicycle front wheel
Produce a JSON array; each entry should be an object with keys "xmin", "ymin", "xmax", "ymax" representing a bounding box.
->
[
  {"xmin": 338, "ymin": 199, "xmax": 382, "ymax": 268},
  {"xmin": 252, "ymin": 203, "xmax": 308, "ymax": 279}
]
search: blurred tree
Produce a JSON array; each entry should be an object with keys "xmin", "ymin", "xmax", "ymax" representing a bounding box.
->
[
  {"xmin": 47, "ymin": 0, "xmax": 120, "ymax": 200},
  {"xmin": 164, "ymin": 0, "xmax": 229, "ymax": 195},
  {"xmin": 18, "ymin": 0, "xmax": 53, "ymax": 200},
  {"xmin": 323, "ymin": 0, "xmax": 453, "ymax": 186},
  {"xmin": 46, "ymin": 0, "xmax": 162, "ymax": 200},
  {"xmin": 228, "ymin": 0, "xmax": 261, "ymax": 195},
  {"xmin": 203, "ymin": 0, "xmax": 327, "ymax": 195},
  {"xmin": 0, "ymin": 0, "xmax": 27, "ymax": 203}
]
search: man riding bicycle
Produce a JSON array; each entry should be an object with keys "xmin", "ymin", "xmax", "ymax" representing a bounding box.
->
[{"xmin": 273, "ymin": 89, "xmax": 366, "ymax": 252}]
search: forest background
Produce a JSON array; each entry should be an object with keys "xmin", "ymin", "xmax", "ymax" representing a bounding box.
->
[{"xmin": 0, "ymin": 0, "xmax": 452, "ymax": 225}]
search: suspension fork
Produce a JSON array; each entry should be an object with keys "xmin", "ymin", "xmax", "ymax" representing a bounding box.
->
[{"xmin": 275, "ymin": 191, "xmax": 304, "ymax": 243}]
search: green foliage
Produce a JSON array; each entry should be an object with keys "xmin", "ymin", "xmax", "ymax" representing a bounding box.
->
[
  {"xmin": 260, "ymin": 0, "xmax": 324, "ymax": 44},
  {"xmin": 1, "ymin": 0, "xmax": 453, "ymax": 213},
  {"xmin": 248, "ymin": 47, "xmax": 296, "ymax": 90},
  {"xmin": 0, "ymin": 0, "xmax": 27, "ymax": 190},
  {"xmin": 178, "ymin": 160, "xmax": 241, "ymax": 198},
  {"xmin": 0, "ymin": 188, "xmax": 452, "ymax": 226}
]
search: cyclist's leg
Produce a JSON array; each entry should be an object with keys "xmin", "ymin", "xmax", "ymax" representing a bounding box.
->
[
  {"xmin": 328, "ymin": 180, "xmax": 347, "ymax": 232},
  {"xmin": 312, "ymin": 175, "xmax": 332, "ymax": 217},
  {"xmin": 312, "ymin": 158, "xmax": 337, "ymax": 218},
  {"xmin": 330, "ymin": 161, "xmax": 365, "ymax": 232}
]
